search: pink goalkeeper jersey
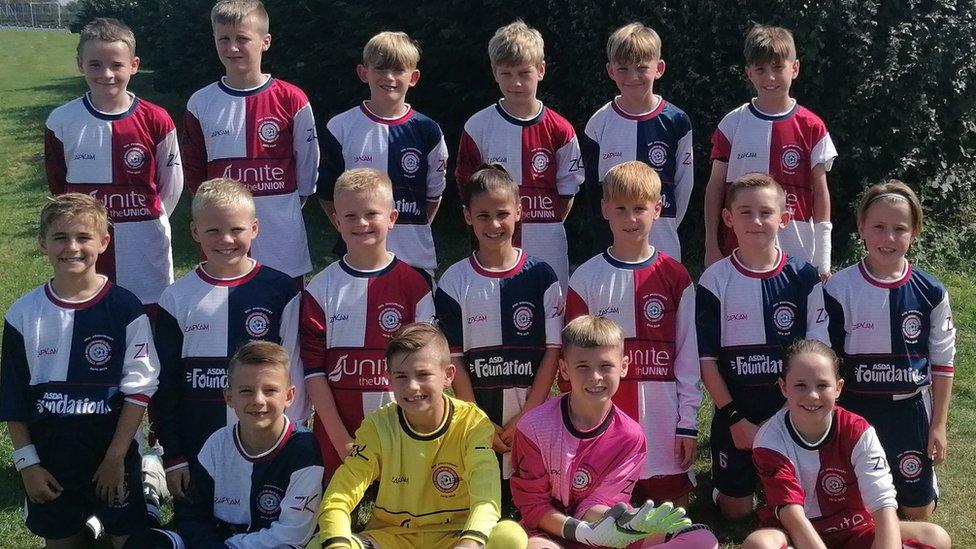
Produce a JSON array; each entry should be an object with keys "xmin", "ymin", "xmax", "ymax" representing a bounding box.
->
[
  {"xmin": 510, "ymin": 394, "xmax": 646, "ymax": 530},
  {"xmin": 566, "ymin": 250, "xmax": 700, "ymax": 478},
  {"xmin": 455, "ymin": 102, "xmax": 583, "ymax": 289},
  {"xmin": 44, "ymin": 93, "xmax": 183, "ymax": 305}
]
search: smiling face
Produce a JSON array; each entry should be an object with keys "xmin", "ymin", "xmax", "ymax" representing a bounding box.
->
[
  {"xmin": 601, "ymin": 196, "xmax": 661, "ymax": 248},
  {"xmin": 858, "ymin": 198, "xmax": 916, "ymax": 276},
  {"xmin": 388, "ymin": 343, "xmax": 455, "ymax": 419},
  {"xmin": 358, "ymin": 62, "xmax": 419, "ymax": 109},
  {"xmin": 463, "ymin": 188, "xmax": 521, "ymax": 253},
  {"xmin": 745, "ymin": 57, "xmax": 799, "ymax": 106},
  {"xmin": 606, "ymin": 58, "xmax": 664, "ymax": 108},
  {"xmin": 78, "ymin": 39, "xmax": 139, "ymax": 107},
  {"xmin": 213, "ymin": 16, "xmax": 270, "ymax": 80},
  {"xmin": 332, "ymin": 189, "xmax": 397, "ymax": 251},
  {"xmin": 560, "ymin": 344, "xmax": 629, "ymax": 406},
  {"xmin": 40, "ymin": 214, "xmax": 110, "ymax": 280},
  {"xmin": 779, "ymin": 352, "xmax": 843, "ymax": 426},
  {"xmin": 225, "ymin": 362, "xmax": 294, "ymax": 434},
  {"xmin": 723, "ymin": 185, "xmax": 790, "ymax": 252},
  {"xmin": 191, "ymin": 204, "xmax": 258, "ymax": 277}
]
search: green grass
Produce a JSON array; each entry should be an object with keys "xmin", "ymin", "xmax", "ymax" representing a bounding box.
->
[{"xmin": 0, "ymin": 28, "xmax": 974, "ymax": 547}]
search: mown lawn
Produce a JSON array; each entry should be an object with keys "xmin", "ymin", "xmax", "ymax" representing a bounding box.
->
[{"xmin": 0, "ymin": 28, "xmax": 973, "ymax": 547}]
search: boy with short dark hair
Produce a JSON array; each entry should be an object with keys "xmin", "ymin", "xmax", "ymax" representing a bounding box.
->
[
  {"xmin": 183, "ymin": 0, "xmax": 319, "ymax": 282},
  {"xmin": 131, "ymin": 341, "xmax": 324, "ymax": 548},
  {"xmin": 511, "ymin": 315, "xmax": 717, "ymax": 549},
  {"xmin": 318, "ymin": 30, "xmax": 449, "ymax": 274},
  {"xmin": 301, "ymin": 168, "xmax": 435, "ymax": 479},
  {"xmin": 1, "ymin": 193, "xmax": 159, "ymax": 547},
  {"xmin": 45, "ymin": 17, "xmax": 183, "ymax": 317},
  {"xmin": 455, "ymin": 20, "xmax": 583, "ymax": 290},
  {"xmin": 316, "ymin": 323, "xmax": 526, "ymax": 549},
  {"xmin": 582, "ymin": 22, "xmax": 693, "ymax": 260},
  {"xmin": 151, "ymin": 177, "xmax": 307, "ymax": 502},
  {"xmin": 704, "ymin": 24, "xmax": 837, "ymax": 275},
  {"xmin": 697, "ymin": 173, "xmax": 829, "ymax": 520},
  {"xmin": 566, "ymin": 161, "xmax": 700, "ymax": 509}
]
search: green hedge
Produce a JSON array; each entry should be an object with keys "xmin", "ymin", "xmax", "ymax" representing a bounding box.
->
[{"xmin": 73, "ymin": 0, "xmax": 976, "ymax": 271}]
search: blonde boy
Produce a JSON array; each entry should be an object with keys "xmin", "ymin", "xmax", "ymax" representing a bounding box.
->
[
  {"xmin": 704, "ymin": 25, "xmax": 836, "ymax": 275},
  {"xmin": 582, "ymin": 22, "xmax": 693, "ymax": 260},
  {"xmin": 183, "ymin": 0, "xmax": 319, "ymax": 282},
  {"xmin": 151, "ymin": 178, "xmax": 308, "ymax": 500},
  {"xmin": 1, "ymin": 194, "xmax": 159, "ymax": 545},
  {"xmin": 318, "ymin": 31, "xmax": 449, "ymax": 274},
  {"xmin": 455, "ymin": 20, "xmax": 583, "ymax": 290},
  {"xmin": 45, "ymin": 17, "xmax": 183, "ymax": 316},
  {"xmin": 317, "ymin": 323, "xmax": 526, "ymax": 549},
  {"xmin": 301, "ymin": 168, "xmax": 434, "ymax": 478},
  {"xmin": 566, "ymin": 161, "xmax": 700, "ymax": 507},
  {"xmin": 697, "ymin": 173, "xmax": 829, "ymax": 519}
]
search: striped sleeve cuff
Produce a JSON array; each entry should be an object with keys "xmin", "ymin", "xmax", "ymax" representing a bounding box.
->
[
  {"xmin": 676, "ymin": 428, "xmax": 699, "ymax": 438},
  {"xmin": 458, "ymin": 530, "xmax": 489, "ymax": 544},
  {"xmin": 304, "ymin": 371, "xmax": 326, "ymax": 380},
  {"xmin": 932, "ymin": 364, "xmax": 955, "ymax": 377},
  {"xmin": 124, "ymin": 394, "xmax": 151, "ymax": 407},
  {"xmin": 163, "ymin": 459, "xmax": 188, "ymax": 472}
]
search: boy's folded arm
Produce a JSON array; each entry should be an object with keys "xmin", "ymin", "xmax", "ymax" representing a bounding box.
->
[
  {"xmin": 318, "ymin": 420, "xmax": 381, "ymax": 544},
  {"xmin": 225, "ymin": 464, "xmax": 325, "ymax": 548},
  {"xmin": 459, "ymin": 415, "xmax": 503, "ymax": 543}
]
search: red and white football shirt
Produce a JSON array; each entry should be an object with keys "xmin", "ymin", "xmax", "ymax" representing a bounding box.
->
[
  {"xmin": 183, "ymin": 77, "xmax": 319, "ymax": 277},
  {"xmin": 45, "ymin": 93, "xmax": 183, "ymax": 305}
]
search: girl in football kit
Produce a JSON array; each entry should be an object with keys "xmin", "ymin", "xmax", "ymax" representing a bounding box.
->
[
  {"xmin": 823, "ymin": 181, "xmax": 955, "ymax": 520},
  {"xmin": 745, "ymin": 339, "xmax": 949, "ymax": 549}
]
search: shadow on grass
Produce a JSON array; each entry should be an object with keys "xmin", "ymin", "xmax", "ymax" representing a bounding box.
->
[{"xmin": 0, "ymin": 465, "xmax": 25, "ymax": 510}]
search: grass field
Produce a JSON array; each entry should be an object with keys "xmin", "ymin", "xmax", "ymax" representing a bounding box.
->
[{"xmin": 0, "ymin": 28, "xmax": 973, "ymax": 547}]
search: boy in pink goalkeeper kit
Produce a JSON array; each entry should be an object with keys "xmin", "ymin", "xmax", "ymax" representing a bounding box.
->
[{"xmin": 511, "ymin": 315, "xmax": 716, "ymax": 549}]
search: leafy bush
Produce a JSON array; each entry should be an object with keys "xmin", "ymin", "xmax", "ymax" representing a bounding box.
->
[{"xmin": 73, "ymin": 0, "xmax": 976, "ymax": 270}]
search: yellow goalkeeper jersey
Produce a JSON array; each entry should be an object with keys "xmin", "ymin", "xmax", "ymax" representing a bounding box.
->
[{"xmin": 318, "ymin": 395, "xmax": 501, "ymax": 547}]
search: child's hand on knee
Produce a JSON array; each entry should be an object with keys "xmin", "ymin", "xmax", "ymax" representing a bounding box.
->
[{"xmin": 93, "ymin": 455, "xmax": 125, "ymax": 504}]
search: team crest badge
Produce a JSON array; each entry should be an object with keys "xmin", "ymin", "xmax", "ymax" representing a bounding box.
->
[
  {"xmin": 257, "ymin": 118, "xmax": 281, "ymax": 145},
  {"xmin": 513, "ymin": 303, "xmax": 534, "ymax": 335},
  {"xmin": 898, "ymin": 452, "xmax": 924, "ymax": 480},
  {"xmin": 772, "ymin": 302, "xmax": 797, "ymax": 332},
  {"xmin": 530, "ymin": 149, "xmax": 552, "ymax": 174},
  {"xmin": 781, "ymin": 145, "xmax": 803, "ymax": 172},
  {"xmin": 122, "ymin": 143, "xmax": 149, "ymax": 172},
  {"xmin": 432, "ymin": 464, "xmax": 460, "ymax": 494},
  {"xmin": 257, "ymin": 486, "xmax": 283, "ymax": 516},
  {"xmin": 245, "ymin": 309, "xmax": 271, "ymax": 338},
  {"xmin": 379, "ymin": 304, "xmax": 404, "ymax": 334},
  {"xmin": 400, "ymin": 148, "xmax": 422, "ymax": 175},
  {"xmin": 572, "ymin": 466, "xmax": 594, "ymax": 493},
  {"xmin": 647, "ymin": 142, "xmax": 669, "ymax": 168},
  {"xmin": 901, "ymin": 311, "xmax": 922, "ymax": 342},
  {"xmin": 84, "ymin": 335, "xmax": 114, "ymax": 369},
  {"xmin": 820, "ymin": 469, "xmax": 848, "ymax": 497},
  {"xmin": 641, "ymin": 294, "xmax": 666, "ymax": 325}
]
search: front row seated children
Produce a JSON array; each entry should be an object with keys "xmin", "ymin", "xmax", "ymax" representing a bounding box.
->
[
  {"xmin": 151, "ymin": 178, "xmax": 308, "ymax": 501},
  {"xmin": 131, "ymin": 341, "xmax": 324, "ymax": 548},
  {"xmin": 435, "ymin": 164, "xmax": 563, "ymax": 477},
  {"xmin": 1, "ymin": 194, "xmax": 159, "ymax": 547},
  {"xmin": 316, "ymin": 322, "xmax": 528, "ymax": 549},
  {"xmin": 824, "ymin": 181, "xmax": 955, "ymax": 520},
  {"xmin": 511, "ymin": 315, "xmax": 718, "ymax": 549},
  {"xmin": 566, "ymin": 161, "xmax": 700, "ymax": 508},
  {"xmin": 746, "ymin": 340, "xmax": 950, "ymax": 549},
  {"xmin": 301, "ymin": 167, "xmax": 435, "ymax": 481},
  {"xmin": 696, "ymin": 172, "xmax": 828, "ymax": 519}
]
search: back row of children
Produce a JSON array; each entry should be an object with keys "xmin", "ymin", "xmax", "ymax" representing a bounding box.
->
[{"xmin": 16, "ymin": 0, "xmax": 955, "ymax": 546}]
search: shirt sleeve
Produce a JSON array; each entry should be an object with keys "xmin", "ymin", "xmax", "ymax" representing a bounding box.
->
[
  {"xmin": 810, "ymin": 132, "xmax": 837, "ymax": 172},
  {"xmin": 509, "ymin": 426, "xmax": 555, "ymax": 530},
  {"xmin": 292, "ymin": 101, "xmax": 319, "ymax": 197},
  {"xmin": 155, "ymin": 126, "xmax": 184, "ymax": 215},
  {"xmin": 554, "ymin": 134, "xmax": 583, "ymax": 197},
  {"xmin": 695, "ymin": 277, "xmax": 721, "ymax": 361},
  {"xmin": 176, "ymin": 450, "xmax": 226, "ymax": 548},
  {"xmin": 299, "ymin": 289, "xmax": 329, "ymax": 379},
  {"xmin": 544, "ymin": 277, "xmax": 564, "ymax": 348},
  {"xmin": 225, "ymin": 464, "xmax": 325, "ymax": 548},
  {"xmin": 851, "ymin": 425, "xmax": 898, "ymax": 512},
  {"xmin": 459, "ymin": 412, "xmax": 503, "ymax": 544},
  {"xmin": 674, "ymin": 283, "xmax": 702, "ymax": 438},
  {"xmin": 928, "ymin": 288, "xmax": 956, "ymax": 377},
  {"xmin": 454, "ymin": 129, "xmax": 482, "ymax": 197},
  {"xmin": 150, "ymin": 302, "xmax": 188, "ymax": 469},
  {"xmin": 315, "ymin": 118, "xmax": 344, "ymax": 202},
  {"xmin": 318, "ymin": 419, "xmax": 381, "ymax": 548},
  {"xmin": 415, "ymin": 289, "xmax": 436, "ymax": 325},
  {"xmin": 564, "ymin": 285, "xmax": 590, "ymax": 324},
  {"xmin": 43, "ymin": 126, "xmax": 67, "ymax": 195},
  {"xmin": 182, "ymin": 109, "xmax": 208, "ymax": 194},
  {"xmin": 121, "ymin": 313, "xmax": 159, "ymax": 406},
  {"xmin": 579, "ymin": 127, "xmax": 611, "ymax": 255},
  {"xmin": 0, "ymin": 319, "xmax": 33, "ymax": 422},
  {"xmin": 426, "ymin": 129, "xmax": 448, "ymax": 202},
  {"xmin": 434, "ymin": 281, "xmax": 464, "ymax": 357},
  {"xmin": 281, "ymin": 292, "xmax": 311, "ymax": 423},
  {"xmin": 710, "ymin": 127, "xmax": 732, "ymax": 163},
  {"xmin": 753, "ymin": 446, "xmax": 805, "ymax": 510},
  {"xmin": 822, "ymin": 282, "xmax": 848, "ymax": 361},
  {"xmin": 673, "ymin": 121, "xmax": 694, "ymax": 222},
  {"xmin": 804, "ymin": 280, "xmax": 830, "ymax": 346}
]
